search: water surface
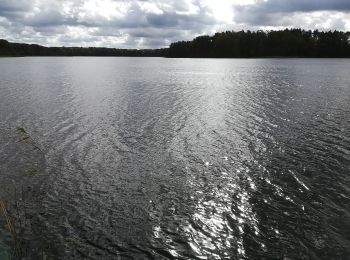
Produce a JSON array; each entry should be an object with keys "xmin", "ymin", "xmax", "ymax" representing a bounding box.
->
[{"xmin": 0, "ymin": 57, "xmax": 350, "ymax": 259}]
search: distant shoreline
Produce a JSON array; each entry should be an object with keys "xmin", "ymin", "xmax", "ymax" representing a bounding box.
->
[
  {"xmin": 1, "ymin": 29, "xmax": 350, "ymax": 58},
  {"xmin": 1, "ymin": 55, "xmax": 349, "ymax": 59}
]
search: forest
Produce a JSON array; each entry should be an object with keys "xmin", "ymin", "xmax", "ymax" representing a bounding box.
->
[
  {"xmin": 1, "ymin": 29, "xmax": 350, "ymax": 58},
  {"xmin": 0, "ymin": 39, "xmax": 166, "ymax": 57},
  {"xmin": 168, "ymin": 29, "xmax": 350, "ymax": 58}
]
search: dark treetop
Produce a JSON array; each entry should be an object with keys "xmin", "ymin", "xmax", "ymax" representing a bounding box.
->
[
  {"xmin": 1, "ymin": 29, "xmax": 350, "ymax": 58},
  {"xmin": 168, "ymin": 29, "xmax": 350, "ymax": 58}
]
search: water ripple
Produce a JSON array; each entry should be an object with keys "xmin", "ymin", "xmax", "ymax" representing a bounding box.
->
[{"xmin": 0, "ymin": 58, "xmax": 349, "ymax": 259}]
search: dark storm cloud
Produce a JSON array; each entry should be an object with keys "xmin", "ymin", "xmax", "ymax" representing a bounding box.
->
[
  {"xmin": 0, "ymin": 0, "xmax": 32, "ymax": 13},
  {"xmin": 0, "ymin": 0, "xmax": 32, "ymax": 18},
  {"xmin": 147, "ymin": 10, "xmax": 215, "ymax": 28},
  {"xmin": 26, "ymin": 10, "xmax": 69, "ymax": 27},
  {"xmin": 234, "ymin": 0, "xmax": 350, "ymax": 25}
]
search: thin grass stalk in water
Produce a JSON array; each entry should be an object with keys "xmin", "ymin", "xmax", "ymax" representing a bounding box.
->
[{"xmin": 0, "ymin": 198, "xmax": 21, "ymax": 258}]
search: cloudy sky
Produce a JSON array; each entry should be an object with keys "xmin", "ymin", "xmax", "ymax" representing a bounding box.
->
[{"xmin": 0, "ymin": 0, "xmax": 349, "ymax": 48}]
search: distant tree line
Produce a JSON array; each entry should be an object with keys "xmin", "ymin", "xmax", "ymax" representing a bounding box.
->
[
  {"xmin": 0, "ymin": 39, "xmax": 167, "ymax": 57},
  {"xmin": 168, "ymin": 29, "xmax": 350, "ymax": 58},
  {"xmin": 1, "ymin": 29, "xmax": 350, "ymax": 58}
]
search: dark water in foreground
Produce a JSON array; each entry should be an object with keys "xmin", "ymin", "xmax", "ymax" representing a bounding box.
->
[{"xmin": 0, "ymin": 58, "xmax": 350, "ymax": 259}]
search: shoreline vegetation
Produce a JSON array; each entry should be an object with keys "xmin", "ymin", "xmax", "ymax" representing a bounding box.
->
[
  {"xmin": 1, "ymin": 29, "xmax": 350, "ymax": 58},
  {"xmin": 0, "ymin": 127, "xmax": 45, "ymax": 259}
]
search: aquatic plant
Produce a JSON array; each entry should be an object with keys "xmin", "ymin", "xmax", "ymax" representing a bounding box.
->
[
  {"xmin": 0, "ymin": 247, "xmax": 11, "ymax": 260},
  {"xmin": 16, "ymin": 126, "xmax": 42, "ymax": 152},
  {"xmin": 15, "ymin": 127, "xmax": 27, "ymax": 134},
  {"xmin": 0, "ymin": 127, "xmax": 45, "ymax": 259},
  {"xmin": 66, "ymin": 236, "xmax": 89, "ymax": 257},
  {"xmin": 0, "ymin": 198, "xmax": 21, "ymax": 258}
]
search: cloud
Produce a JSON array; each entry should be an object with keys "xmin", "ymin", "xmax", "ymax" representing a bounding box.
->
[
  {"xmin": 0, "ymin": 0, "xmax": 349, "ymax": 48},
  {"xmin": 234, "ymin": 0, "xmax": 350, "ymax": 26},
  {"xmin": 0, "ymin": 0, "xmax": 218, "ymax": 47},
  {"xmin": 0, "ymin": 0, "xmax": 32, "ymax": 14}
]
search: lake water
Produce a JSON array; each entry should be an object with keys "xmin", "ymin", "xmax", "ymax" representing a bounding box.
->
[{"xmin": 0, "ymin": 57, "xmax": 349, "ymax": 259}]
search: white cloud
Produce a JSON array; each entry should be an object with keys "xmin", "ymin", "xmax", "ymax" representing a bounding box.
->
[{"xmin": 0, "ymin": 0, "xmax": 349, "ymax": 48}]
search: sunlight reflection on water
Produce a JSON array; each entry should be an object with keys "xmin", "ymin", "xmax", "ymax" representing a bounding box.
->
[{"xmin": 0, "ymin": 58, "xmax": 349, "ymax": 259}]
